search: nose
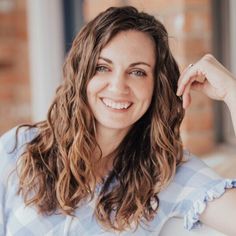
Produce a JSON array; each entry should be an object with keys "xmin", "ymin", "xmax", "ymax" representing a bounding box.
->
[{"xmin": 107, "ymin": 71, "xmax": 129, "ymax": 95}]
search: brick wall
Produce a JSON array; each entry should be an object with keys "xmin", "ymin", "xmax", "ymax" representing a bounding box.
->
[
  {"xmin": 83, "ymin": 0, "xmax": 215, "ymax": 155},
  {"xmin": 0, "ymin": 0, "xmax": 31, "ymax": 135}
]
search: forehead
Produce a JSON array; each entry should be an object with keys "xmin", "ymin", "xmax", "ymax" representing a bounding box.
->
[{"xmin": 99, "ymin": 30, "xmax": 156, "ymax": 65}]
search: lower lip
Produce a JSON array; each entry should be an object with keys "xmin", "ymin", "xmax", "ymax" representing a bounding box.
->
[{"xmin": 101, "ymin": 99, "xmax": 132, "ymax": 113}]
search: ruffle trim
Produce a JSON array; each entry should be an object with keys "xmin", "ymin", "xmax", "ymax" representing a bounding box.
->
[{"xmin": 184, "ymin": 179, "xmax": 236, "ymax": 230}]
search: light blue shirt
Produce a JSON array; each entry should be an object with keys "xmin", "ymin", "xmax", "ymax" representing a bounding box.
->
[{"xmin": 0, "ymin": 127, "xmax": 235, "ymax": 235}]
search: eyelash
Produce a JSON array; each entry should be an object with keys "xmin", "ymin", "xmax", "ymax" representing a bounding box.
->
[
  {"xmin": 95, "ymin": 65, "xmax": 147, "ymax": 78},
  {"xmin": 130, "ymin": 70, "xmax": 147, "ymax": 77},
  {"xmin": 95, "ymin": 65, "xmax": 109, "ymax": 73}
]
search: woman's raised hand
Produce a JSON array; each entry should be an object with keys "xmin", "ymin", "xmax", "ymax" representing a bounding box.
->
[{"xmin": 177, "ymin": 54, "xmax": 236, "ymax": 110}]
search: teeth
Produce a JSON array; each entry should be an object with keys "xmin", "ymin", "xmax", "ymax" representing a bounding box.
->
[{"xmin": 102, "ymin": 98, "xmax": 131, "ymax": 110}]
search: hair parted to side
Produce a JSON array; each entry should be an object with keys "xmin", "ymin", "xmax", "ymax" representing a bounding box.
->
[{"xmin": 16, "ymin": 6, "xmax": 184, "ymax": 232}]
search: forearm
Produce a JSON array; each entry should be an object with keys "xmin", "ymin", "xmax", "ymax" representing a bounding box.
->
[
  {"xmin": 228, "ymin": 103, "xmax": 236, "ymax": 136},
  {"xmin": 224, "ymin": 80, "xmax": 236, "ymax": 135}
]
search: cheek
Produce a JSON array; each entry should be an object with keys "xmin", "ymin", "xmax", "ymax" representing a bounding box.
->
[
  {"xmin": 86, "ymin": 80, "xmax": 92, "ymax": 94},
  {"xmin": 86, "ymin": 79, "xmax": 99, "ymax": 108},
  {"xmin": 86, "ymin": 80, "xmax": 99, "ymax": 102},
  {"xmin": 136, "ymin": 81, "xmax": 154, "ymax": 102},
  {"xmin": 86, "ymin": 77, "xmax": 107, "ymax": 96},
  {"xmin": 86, "ymin": 82, "xmax": 93, "ymax": 105}
]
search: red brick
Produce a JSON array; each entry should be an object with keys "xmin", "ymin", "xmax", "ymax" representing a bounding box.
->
[
  {"xmin": 181, "ymin": 108, "xmax": 214, "ymax": 132},
  {"xmin": 0, "ymin": 84, "xmax": 15, "ymax": 100},
  {"xmin": 0, "ymin": 0, "xmax": 30, "ymax": 134},
  {"xmin": 127, "ymin": 0, "xmax": 185, "ymax": 13},
  {"xmin": 184, "ymin": 0, "xmax": 211, "ymax": 8},
  {"xmin": 15, "ymin": 0, "xmax": 27, "ymax": 12},
  {"xmin": 15, "ymin": 8, "xmax": 28, "ymax": 40},
  {"xmin": 13, "ymin": 84, "xmax": 31, "ymax": 102},
  {"xmin": 184, "ymin": 9, "xmax": 212, "ymax": 33},
  {"xmin": 0, "ymin": 81, "xmax": 30, "ymax": 103},
  {"xmin": 0, "ymin": 39, "xmax": 18, "ymax": 66},
  {"xmin": 0, "ymin": 114, "xmax": 31, "ymax": 136},
  {"xmin": 181, "ymin": 130, "xmax": 215, "ymax": 155},
  {"xmin": 0, "ymin": 14, "xmax": 17, "ymax": 46},
  {"xmin": 186, "ymin": 91, "xmax": 213, "ymax": 110},
  {"xmin": 15, "ymin": 42, "xmax": 30, "ymax": 79},
  {"xmin": 0, "ymin": 101, "xmax": 31, "ymax": 121},
  {"xmin": 0, "ymin": 72, "xmax": 26, "ymax": 84},
  {"xmin": 83, "ymin": 0, "xmax": 123, "ymax": 22}
]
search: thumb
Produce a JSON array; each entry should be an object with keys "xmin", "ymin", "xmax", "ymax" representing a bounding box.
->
[{"xmin": 191, "ymin": 81, "xmax": 205, "ymax": 92}]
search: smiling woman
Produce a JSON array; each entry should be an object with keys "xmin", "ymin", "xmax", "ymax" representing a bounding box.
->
[
  {"xmin": 86, "ymin": 30, "xmax": 156, "ymax": 182},
  {"xmin": 0, "ymin": 5, "xmax": 236, "ymax": 236},
  {"xmin": 87, "ymin": 30, "xmax": 155, "ymax": 134}
]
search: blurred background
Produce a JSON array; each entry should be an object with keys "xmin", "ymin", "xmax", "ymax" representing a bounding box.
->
[{"xmin": 0, "ymin": 0, "xmax": 235, "ymax": 177}]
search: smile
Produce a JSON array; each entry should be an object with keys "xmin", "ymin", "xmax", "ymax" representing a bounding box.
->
[{"xmin": 101, "ymin": 98, "xmax": 132, "ymax": 110}]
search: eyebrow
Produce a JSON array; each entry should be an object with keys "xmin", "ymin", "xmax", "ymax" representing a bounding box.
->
[{"xmin": 98, "ymin": 56, "xmax": 152, "ymax": 68}]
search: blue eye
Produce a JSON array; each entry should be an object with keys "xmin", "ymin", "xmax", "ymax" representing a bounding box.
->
[
  {"xmin": 130, "ymin": 70, "xmax": 146, "ymax": 77},
  {"xmin": 96, "ymin": 65, "xmax": 109, "ymax": 73}
]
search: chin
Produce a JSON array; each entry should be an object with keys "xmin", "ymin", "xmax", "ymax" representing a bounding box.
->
[
  {"xmin": 105, "ymin": 124, "xmax": 132, "ymax": 130},
  {"xmin": 99, "ymin": 121, "xmax": 133, "ymax": 131}
]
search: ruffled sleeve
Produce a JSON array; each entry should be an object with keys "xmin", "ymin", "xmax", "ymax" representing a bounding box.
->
[
  {"xmin": 184, "ymin": 178, "xmax": 236, "ymax": 230},
  {"xmin": 159, "ymin": 151, "xmax": 236, "ymax": 231}
]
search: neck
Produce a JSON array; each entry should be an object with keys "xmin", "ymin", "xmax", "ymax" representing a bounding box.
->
[
  {"xmin": 95, "ymin": 125, "xmax": 129, "ymax": 158},
  {"xmin": 91, "ymin": 125, "xmax": 130, "ymax": 182}
]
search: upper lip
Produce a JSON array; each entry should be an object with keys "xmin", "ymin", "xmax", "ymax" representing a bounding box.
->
[
  {"xmin": 100, "ymin": 97, "xmax": 133, "ymax": 103},
  {"xmin": 100, "ymin": 98, "xmax": 133, "ymax": 109}
]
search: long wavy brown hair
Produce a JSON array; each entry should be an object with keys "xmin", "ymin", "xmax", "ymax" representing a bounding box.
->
[{"xmin": 15, "ymin": 6, "xmax": 185, "ymax": 232}]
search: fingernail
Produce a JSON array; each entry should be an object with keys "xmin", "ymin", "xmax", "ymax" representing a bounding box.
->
[{"xmin": 176, "ymin": 89, "xmax": 181, "ymax": 96}]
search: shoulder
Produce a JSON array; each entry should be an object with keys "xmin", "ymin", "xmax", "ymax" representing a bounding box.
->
[
  {"xmin": 158, "ymin": 151, "xmax": 221, "ymax": 218},
  {"xmin": 159, "ymin": 150, "xmax": 236, "ymax": 231},
  {"xmin": 0, "ymin": 125, "xmax": 38, "ymax": 151},
  {"xmin": 160, "ymin": 151, "xmax": 220, "ymax": 197},
  {"xmin": 174, "ymin": 150, "xmax": 220, "ymax": 186},
  {"xmin": 0, "ymin": 126, "xmax": 38, "ymax": 173}
]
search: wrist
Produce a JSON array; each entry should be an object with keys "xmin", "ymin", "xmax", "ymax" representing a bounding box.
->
[{"xmin": 224, "ymin": 79, "xmax": 236, "ymax": 110}]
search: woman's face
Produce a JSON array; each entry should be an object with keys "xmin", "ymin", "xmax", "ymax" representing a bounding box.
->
[{"xmin": 87, "ymin": 30, "xmax": 155, "ymax": 135}]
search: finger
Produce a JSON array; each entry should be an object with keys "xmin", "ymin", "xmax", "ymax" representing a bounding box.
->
[
  {"xmin": 196, "ymin": 70, "xmax": 206, "ymax": 83},
  {"xmin": 182, "ymin": 78, "xmax": 207, "ymax": 109},
  {"xmin": 178, "ymin": 74, "xmax": 195, "ymax": 98},
  {"xmin": 182, "ymin": 81, "xmax": 192, "ymax": 109},
  {"xmin": 178, "ymin": 64, "xmax": 194, "ymax": 87},
  {"xmin": 191, "ymin": 80, "xmax": 205, "ymax": 92},
  {"xmin": 177, "ymin": 66, "xmax": 206, "ymax": 96},
  {"xmin": 177, "ymin": 64, "xmax": 195, "ymax": 96}
]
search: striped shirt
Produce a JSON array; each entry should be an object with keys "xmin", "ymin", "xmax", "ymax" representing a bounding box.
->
[{"xmin": 0, "ymin": 126, "xmax": 235, "ymax": 235}]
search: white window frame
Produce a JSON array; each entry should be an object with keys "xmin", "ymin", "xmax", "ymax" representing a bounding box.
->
[
  {"xmin": 229, "ymin": 0, "xmax": 236, "ymax": 75},
  {"xmin": 26, "ymin": 0, "xmax": 64, "ymax": 122}
]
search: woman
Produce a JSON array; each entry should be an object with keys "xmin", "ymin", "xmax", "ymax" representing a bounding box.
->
[{"xmin": 0, "ymin": 6, "xmax": 236, "ymax": 235}]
